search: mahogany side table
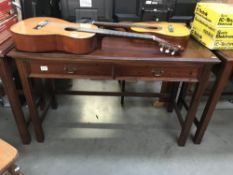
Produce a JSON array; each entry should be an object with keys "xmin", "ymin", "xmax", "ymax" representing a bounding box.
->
[{"xmin": 8, "ymin": 37, "xmax": 219, "ymax": 146}]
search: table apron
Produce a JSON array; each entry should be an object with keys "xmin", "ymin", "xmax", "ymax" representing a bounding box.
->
[{"xmin": 23, "ymin": 60, "xmax": 205, "ymax": 82}]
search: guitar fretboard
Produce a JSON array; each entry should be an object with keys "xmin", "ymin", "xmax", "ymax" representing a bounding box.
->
[
  {"xmin": 92, "ymin": 21, "xmax": 161, "ymax": 30},
  {"xmin": 77, "ymin": 27, "xmax": 165, "ymax": 44}
]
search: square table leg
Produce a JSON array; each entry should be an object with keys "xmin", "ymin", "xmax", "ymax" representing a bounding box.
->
[
  {"xmin": 0, "ymin": 58, "xmax": 31, "ymax": 144},
  {"xmin": 16, "ymin": 60, "xmax": 44, "ymax": 142},
  {"xmin": 178, "ymin": 65, "xmax": 212, "ymax": 146},
  {"xmin": 194, "ymin": 61, "xmax": 233, "ymax": 144}
]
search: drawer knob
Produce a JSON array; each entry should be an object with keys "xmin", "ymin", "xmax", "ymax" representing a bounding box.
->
[
  {"xmin": 64, "ymin": 66, "xmax": 77, "ymax": 74},
  {"xmin": 151, "ymin": 69, "xmax": 164, "ymax": 77}
]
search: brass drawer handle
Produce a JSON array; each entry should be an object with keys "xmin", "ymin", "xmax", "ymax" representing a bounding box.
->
[
  {"xmin": 64, "ymin": 66, "xmax": 78, "ymax": 74},
  {"xmin": 151, "ymin": 69, "xmax": 165, "ymax": 77}
]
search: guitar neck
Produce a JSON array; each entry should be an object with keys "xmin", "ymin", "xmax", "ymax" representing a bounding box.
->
[
  {"xmin": 65, "ymin": 26, "xmax": 182, "ymax": 54},
  {"xmin": 92, "ymin": 21, "xmax": 161, "ymax": 30},
  {"xmin": 78, "ymin": 27, "xmax": 165, "ymax": 44}
]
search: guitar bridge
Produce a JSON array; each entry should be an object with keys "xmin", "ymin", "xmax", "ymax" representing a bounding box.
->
[
  {"xmin": 34, "ymin": 20, "xmax": 49, "ymax": 30},
  {"xmin": 168, "ymin": 25, "xmax": 174, "ymax": 33}
]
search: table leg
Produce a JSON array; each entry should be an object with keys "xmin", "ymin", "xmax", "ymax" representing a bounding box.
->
[
  {"xmin": 160, "ymin": 82, "xmax": 172, "ymax": 102},
  {"xmin": 167, "ymin": 82, "xmax": 180, "ymax": 112},
  {"xmin": 16, "ymin": 60, "xmax": 44, "ymax": 142},
  {"xmin": 153, "ymin": 82, "xmax": 173, "ymax": 108},
  {"xmin": 47, "ymin": 79, "xmax": 58, "ymax": 109},
  {"xmin": 33, "ymin": 79, "xmax": 46, "ymax": 110},
  {"xmin": 0, "ymin": 59, "xmax": 31, "ymax": 144},
  {"xmin": 177, "ymin": 82, "xmax": 189, "ymax": 110},
  {"xmin": 194, "ymin": 61, "xmax": 233, "ymax": 144},
  {"xmin": 120, "ymin": 80, "xmax": 125, "ymax": 107},
  {"xmin": 178, "ymin": 66, "xmax": 212, "ymax": 146}
]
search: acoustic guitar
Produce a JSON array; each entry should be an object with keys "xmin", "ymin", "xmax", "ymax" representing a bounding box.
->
[
  {"xmin": 92, "ymin": 21, "xmax": 191, "ymax": 49},
  {"xmin": 10, "ymin": 17, "xmax": 183, "ymax": 55},
  {"xmin": 92, "ymin": 21, "xmax": 190, "ymax": 37}
]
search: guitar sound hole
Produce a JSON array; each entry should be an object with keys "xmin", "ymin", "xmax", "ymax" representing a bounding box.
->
[{"xmin": 64, "ymin": 27, "xmax": 78, "ymax": 32}]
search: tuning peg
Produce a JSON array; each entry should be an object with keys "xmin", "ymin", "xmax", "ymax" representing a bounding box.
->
[
  {"xmin": 165, "ymin": 49, "xmax": 170, "ymax": 54},
  {"xmin": 160, "ymin": 47, "xmax": 164, "ymax": 52},
  {"xmin": 171, "ymin": 50, "xmax": 176, "ymax": 56}
]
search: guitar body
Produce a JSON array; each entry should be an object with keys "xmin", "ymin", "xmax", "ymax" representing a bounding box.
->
[
  {"xmin": 93, "ymin": 21, "xmax": 190, "ymax": 49},
  {"xmin": 129, "ymin": 22, "xmax": 190, "ymax": 48},
  {"xmin": 130, "ymin": 22, "xmax": 190, "ymax": 38},
  {"xmin": 11, "ymin": 17, "xmax": 98, "ymax": 54}
]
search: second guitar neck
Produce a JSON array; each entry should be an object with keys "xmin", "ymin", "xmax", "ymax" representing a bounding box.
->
[{"xmin": 92, "ymin": 21, "xmax": 161, "ymax": 30}]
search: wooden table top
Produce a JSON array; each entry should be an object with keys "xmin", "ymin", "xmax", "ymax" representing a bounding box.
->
[{"xmin": 8, "ymin": 36, "xmax": 220, "ymax": 64}]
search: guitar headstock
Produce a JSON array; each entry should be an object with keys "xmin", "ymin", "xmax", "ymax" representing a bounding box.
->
[
  {"xmin": 151, "ymin": 36, "xmax": 184, "ymax": 56},
  {"xmin": 159, "ymin": 42, "xmax": 183, "ymax": 56}
]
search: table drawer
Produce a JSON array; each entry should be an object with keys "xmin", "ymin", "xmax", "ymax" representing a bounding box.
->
[
  {"xmin": 115, "ymin": 65, "xmax": 200, "ymax": 81},
  {"xmin": 28, "ymin": 62, "xmax": 113, "ymax": 78}
]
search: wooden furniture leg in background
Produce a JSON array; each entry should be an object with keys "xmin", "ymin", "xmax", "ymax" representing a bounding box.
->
[
  {"xmin": 194, "ymin": 61, "xmax": 233, "ymax": 144},
  {"xmin": 167, "ymin": 82, "xmax": 180, "ymax": 112},
  {"xmin": 178, "ymin": 66, "xmax": 212, "ymax": 146},
  {"xmin": 16, "ymin": 60, "xmax": 44, "ymax": 142},
  {"xmin": 154, "ymin": 82, "xmax": 173, "ymax": 107},
  {"xmin": 0, "ymin": 59, "xmax": 31, "ymax": 144},
  {"xmin": 177, "ymin": 82, "xmax": 189, "ymax": 110},
  {"xmin": 33, "ymin": 79, "xmax": 46, "ymax": 110},
  {"xmin": 47, "ymin": 79, "xmax": 58, "ymax": 109},
  {"xmin": 120, "ymin": 80, "xmax": 126, "ymax": 106}
]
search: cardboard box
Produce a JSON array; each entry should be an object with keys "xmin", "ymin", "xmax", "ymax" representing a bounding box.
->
[
  {"xmin": 191, "ymin": 16, "xmax": 233, "ymax": 49},
  {"xmin": 195, "ymin": 2, "xmax": 233, "ymax": 27}
]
